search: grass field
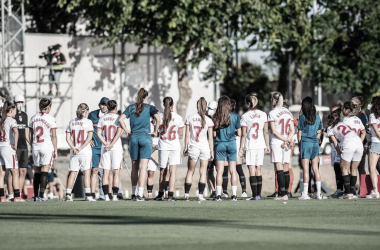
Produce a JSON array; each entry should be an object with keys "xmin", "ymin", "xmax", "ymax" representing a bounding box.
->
[{"xmin": 1, "ymin": 197, "xmax": 380, "ymax": 250}]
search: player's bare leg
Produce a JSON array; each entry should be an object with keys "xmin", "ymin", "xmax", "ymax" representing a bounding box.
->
[
  {"xmin": 207, "ymin": 166, "xmax": 216, "ymax": 197},
  {"xmin": 228, "ymin": 161, "xmax": 238, "ymax": 201},
  {"xmin": 137, "ymin": 159, "xmax": 149, "ymax": 200},
  {"xmin": 155, "ymin": 167, "xmax": 167, "ymax": 200},
  {"xmin": 111, "ymin": 169, "xmax": 120, "ymax": 201},
  {"xmin": 183, "ymin": 159, "xmax": 196, "ymax": 200},
  {"xmin": 90, "ymin": 167, "xmax": 99, "ymax": 198},
  {"xmin": 10, "ymin": 169, "xmax": 24, "ymax": 202},
  {"xmin": 0, "ymin": 165, "xmax": 10, "ymax": 202},
  {"xmin": 131, "ymin": 159, "xmax": 139, "ymax": 200},
  {"xmin": 7, "ymin": 173, "xmax": 14, "ymax": 200},
  {"xmin": 83, "ymin": 169, "xmax": 94, "ymax": 201},
  {"xmin": 197, "ymin": 159, "xmax": 208, "ymax": 201},
  {"xmin": 65, "ymin": 171, "xmax": 77, "ymax": 201},
  {"xmin": 102, "ymin": 169, "xmax": 110, "ymax": 201},
  {"xmin": 19, "ymin": 168, "xmax": 27, "ymax": 197}
]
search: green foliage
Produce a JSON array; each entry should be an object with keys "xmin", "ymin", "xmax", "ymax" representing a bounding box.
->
[
  {"xmin": 222, "ymin": 58, "xmax": 270, "ymax": 112},
  {"xmin": 311, "ymin": 0, "xmax": 380, "ymax": 103}
]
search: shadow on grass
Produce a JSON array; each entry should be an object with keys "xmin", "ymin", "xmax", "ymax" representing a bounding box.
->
[{"xmin": 0, "ymin": 213, "xmax": 378, "ymax": 237}]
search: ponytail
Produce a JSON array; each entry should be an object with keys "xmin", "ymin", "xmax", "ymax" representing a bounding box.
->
[
  {"xmin": 272, "ymin": 92, "xmax": 283, "ymax": 108},
  {"xmin": 162, "ymin": 97, "xmax": 173, "ymax": 132},
  {"xmin": 0, "ymin": 101, "xmax": 16, "ymax": 131},
  {"xmin": 76, "ymin": 103, "xmax": 89, "ymax": 119},
  {"xmin": 230, "ymin": 99, "xmax": 236, "ymax": 112},
  {"xmin": 197, "ymin": 97, "xmax": 207, "ymax": 128},
  {"xmin": 135, "ymin": 88, "xmax": 148, "ymax": 117},
  {"xmin": 107, "ymin": 100, "xmax": 118, "ymax": 111},
  {"xmin": 245, "ymin": 93, "xmax": 258, "ymax": 109}
]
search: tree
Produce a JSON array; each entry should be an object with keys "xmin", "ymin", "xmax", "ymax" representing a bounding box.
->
[
  {"xmin": 222, "ymin": 58, "xmax": 270, "ymax": 112},
  {"xmin": 310, "ymin": 0, "xmax": 380, "ymax": 103},
  {"xmin": 60, "ymin": 0, "xmax": 243, "ymax": 119}
]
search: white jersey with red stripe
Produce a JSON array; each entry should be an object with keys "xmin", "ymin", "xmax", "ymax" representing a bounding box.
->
[
  {"xmin": 327, "ymin": 122, "xmax": 360, "ymax": 146},
  {"xmin": 97, "ymin": 113, "xmax": 122, "ymax": 151},
  {"xmin": 241, "ymin": 109, "xmax": 268, "ymax": 150},
  {"xmin": 158, "ymin": 112, "xmax": 184, "ymax": 151},
  {"xmin": 369, "ymin": 113, "xmax": 380, "ymax": 143},
  {"xmin": 29, "ymin": 112, "xmax": 57, "ymax": 150},
  {"xmin": 66, "ymin": 118, "xmax": 94, "ymax": 156},
  {"xmin": 268, "ymin": 107, "xmax": 293, "ymax": 145},
  {"xmin": 185, "ymin": 113, "xmax": 214, "ymax": 151},
  {"xmin": 343, "ymin": 116, "xmax": 365, "ymax": 136},
  {"xmin": 0, "ymin": 117, "xmax": 18, "ymax": 147}
]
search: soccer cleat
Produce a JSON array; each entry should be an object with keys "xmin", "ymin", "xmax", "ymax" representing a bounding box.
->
[
  {"xmin": 221, "ymin": 192, "xmax": 229, "ymax": 198},
  {"xmin": 39, "ymin": 197, "xmax": 48, "ymax": 202},
  {"xmin": 255, "ymin": 195, "xmax": 261, "ymax": 200},
  {"xmin": 13, "ymin": 197, "xmax": 26, "ymax": 202},
  {"xmin": 241, "ymin": 192, "xmax": 248, "ymax": 198},
  {"xmin": 105, "ymin": 195, "xmax": 110, "ymax": 201},
  {"xmin": 267, "ymin": 192, "xmax": 278, "ymax": 198},
  {"xmin": 231, "ymin": 195, "xmax": 238, "ymax": 201},
  {"xmin": 112, "ymin": 195, "xmax": 119, "ymax": 201},
  {"xmin": 197, "ymin": 196, "xmax": 206, "ymax": 202},
  {"xmin": 65, "ymin": 195, "xmax": 73, "ymax": 202},
  {"xmin": 351, "ymin": 194, "xmax": 358, "ymax": 199},
  {"xmin": 366, "ymin": 190, "xmax": 380, "ymax": 199},
  {"xmin": 0, "ymin": 196, "xmax": 11, "ymax": 202},
  {"xmin": 117, "ymin": 193, "xmax": 124, "ymax": 200},
  {"xmin": 246, "ymin": 197, "xmax": 255, "ymax": 201},
  {"xmin": 312, "ymin": 193, "xmax": 323, "ymax": 200},
  {"xmin": 209, "ymin": 191, "xmax": 216, "ymax": 199},
  {"xmin": 339, "ymin": 193, "xmax": 350, "ymax": 199},
  {"xmin": 287, "ymin": 193, "xmax": 293, "ymax": 198},
  {"xmin": 298, "ymin": 193, "xmax": 310, "ymax": 200},
  {"xmin": 168, "ymin": 196, "xmax": 176, "ymax": 202},
  {"xmin": 136, "ymin": 195, "xmax": 145, "ymax": 201},
  {"xmin": 213, "ymin": 195, "xmax": 222, "ymax": 201},
  {"xmin": 85, "ymin": 196, "xmax": 96, "ymax": 201},
  {"xmin": 343, "ymin": 194, "xmax": 353, "ymax": 200},
  {"xmin": 329, "ymin": 190, "xmax": 344, "ymax": 199},
  {"xmin": 131, "ymin": 195, "xmax": 137, "ymax": 201},
  {"xmin": 182, "ymin": 195, "xmax": 190, "ymax": 201},
  {"xmin": 274, "ymin": 194, "xmax": 288, "ymax": 201},
  {"xmin": 154, "ymin": 195, "xmax": 164, "ymax": 201}
]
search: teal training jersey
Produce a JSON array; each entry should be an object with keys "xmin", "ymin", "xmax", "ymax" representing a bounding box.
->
[
  {"xmin": 123, "ymin": 103, "xmax": 157, "ymax": 135},
  {"xmin": 297, "ymin": 114, "xmax": 322, "ymax": 143},
  {"xmin": 215, "ymin": 112, "xmax": 241, "ymax": 143}
]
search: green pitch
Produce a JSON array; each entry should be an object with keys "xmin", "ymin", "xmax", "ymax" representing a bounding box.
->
[{"xmin": 1, "ymin": 198, "xmax": 380, "ymax": 250}]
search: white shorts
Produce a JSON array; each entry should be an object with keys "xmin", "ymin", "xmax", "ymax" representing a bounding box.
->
[
  {"xmin": 0, "ymin": 147, "xmax": 18, "ymax": 169},
  {"xmin": 69, "ymin": 155, "xmax": 92, "ymax": 172},
  {"xmin": 33, "ymin": 148, "xmax": 54, "ymax": 167},
  {"xmin": 148, "ymin": 158, "xmax": 158, "ymax": 171},
  {"xmin": 236, "ymin": 137, "xmax": 241, "ymax": 158},
  {"xmin": 245, "ymin": 149, "xmax": 264, "ymax": 166},
  {"xmin": 100, "ymin": 150, "xmax": 123, "ymax": 170},
  {"xmin": 188, "ymin": 145, "xmax": 210, "ymax": 161},
  {"xmin": 270, "ymin": 144, "xmax": 291, "ymax": 164},
  {"xmin": 341, "ymin": 142, "xmax": 364, "ymax": 162},
  {"xmin": 159, "ymin": 150, "xmax": 181, "ymax": 168}
]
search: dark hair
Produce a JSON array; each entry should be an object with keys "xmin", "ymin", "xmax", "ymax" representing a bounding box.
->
[
  {"xmin": 283, "ymin": 99, "xmax": 290, "ymax": 109},
  {"xmin": 135, "ymin": 88, "xmax": 148, "ymax": 117},
  {"xmin": 197, "ymin": 97, "xmax": 207, "ymax": 128},
  {"xmin": 213, "ymin": 96, "xmax": 231, "ymax": 129},
  {"xmin": 230, "ymin": 99, "xmax": 236, "ymax": 112},
  {"xmin": 301, "ymin": 97, "xmax": 316, "ymax": 125},
  {"xmin": 0, "ymin": 101, "xmax": 16, "ymax": 131},
  {"xmin": 371, "ymin": 96, "xmax": 380, "ymax": 119},
  {"xmin": 76, "ymin": 103, "xmax": 89, "ymax": 119},
  {"xmin": 343, "ymin": 101, "xmax": 357, "ymax": 116},
  {"xmin": 107, "ymin": 100, "xmax": 117, "ymax": 111},
  {"xmin": 327, "ymin": 112, "xmax": 341, "ymax": 128},
  {"xmin": 245, "ymin": 93, "xmax": 258, "ymax": 109},
  {"xmin": 39, "ymin": 98, "xmax": 52, "ymax": 111},
  {"xmin": 331, "ymin": 101, "xmax": 343, "ymax": 114},
  {"xmin": 162, "ymin": 97, "xmax": 173, "ymax": 132}
]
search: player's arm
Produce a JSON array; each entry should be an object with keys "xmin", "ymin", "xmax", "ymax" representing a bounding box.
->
[
  {"xmin": 287, "ymin": 122, "xmax": 295, "ymax": 143},
  {"xmin": 371, "ymin": 123, "xmax": 380, "ymax": 139},
  {"xmin": 78, "ymin": 131, "xmax": 94, "ymax": 152},
  {"xmin": 29, "ymin": 128, "xmax": 33, "ymax": 151},
  {"xmin": 178, "ymin": 127, "xmax": 184, "ymax": 140},
  {"xmin": 297, "ymin": 130, "xmax": 302, "ymax": 145},
  {"xmin": 97, "ymin": 127, "xmax": 108, "ymax": 147},
  {"xmin": 65, "ymin": 132, "xmax": 78, "ymax": 154},
  {"xmin": 109, "ymin": 128, "xmax": 123, "ymax": 149},
  {"xmin": 25, "ymin": 127, "xmax": 31, "ymax": 145},
  {"xmin": 264, "ymin": 123, "xmax": 270, "ymax": 154},
  {"xmin": 330, "ymin": 135, "xmax": 341, "ymax": 155},
  {"xmin": 207, "ymin": 127, "xmax": 214, "ymax": 160},
  {"xmin": 52, "ymin": 129, "xmax": 58, "ymax": 159},
  {"xmin": 118, "ymin": 114, "xmax": 130, "ymax": 134},
  {"xmin": 239, "ymin": 127, "xmax": 246, "ymax": 158},
  {"xmin": 269, "ymin": 122, "xmax": 288, "ymax": 142},
  {"xmin": 359, "ymin": 128, "xmax": 366, "ymax": 142},
  {"xmin": 183, "ymin": 125, "xmax": 190, "ymax": 155},
  {"xmin": 12, "ymin": 127, "xmax": 19, "ymax": 150},
  {"xmin": 152, "ymin": 113, "xmax": 161, "ymax": 137}
]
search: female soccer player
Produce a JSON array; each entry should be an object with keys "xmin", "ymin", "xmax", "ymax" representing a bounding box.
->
[
  {"xmin": 239, "ymin": 93, "xmax": 270, "ymax": 201},
  {"xmin": 366, "ymin": 97, "xmax": 380, "ymax": 198},
  {"xmin": 297, "ymin": 97, "xmax": 323, "ymax": 200},
  {"xmin": 213, "ymin": 96, "xmax": 241, "ymax": 201},
  {"xmin": 155, "ymin": 97, "xmax": 184, "ymax": 202},
  {"xmin": 328, "ymin": 111, "xmax": 364, "ymax": 199},
  {"xmin": 183, "ymin": 97, "xmax": 214, "ymax": 201},
  {"xmin": 119, "ymin": 88, "xmax": 160, "ymax": 201},
  {"xmin": 0, "ymin": 101, "xmax": 24, "ymax": 202},
  {"xmin": 97, "ymin": 100, "xmax": 123, "ymax": 201},
  {"xmin": 29, "ymin": 98, "xmax": 57, "ymax": 201},
  {"xmin": 268, "ymin": 92, "xmax": 294, "ymax": 201},
  {"xmin": 65, "ymin": 103, "xmax": 96, "ymax": 201}
]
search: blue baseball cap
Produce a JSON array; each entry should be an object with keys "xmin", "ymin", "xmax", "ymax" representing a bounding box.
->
[{"xmin": 99, "ymin": 97, "xmax": 109, "ymax": 105}]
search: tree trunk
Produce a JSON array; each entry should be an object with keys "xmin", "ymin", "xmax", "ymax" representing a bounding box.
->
[
  {"xmin": 176, "ymin": 65, "xmax": 192, "ymax": 120},
  {"xmin": 293, "ymin": 62, "xmax": 303, "ymax": 104},
  {"xmin": 277, "ymin": 56, "xmax": 289, "ymax": 98}
]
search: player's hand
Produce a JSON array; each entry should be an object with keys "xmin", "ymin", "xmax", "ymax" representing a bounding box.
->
[
  {"xmin": 265, "ymin": 148, "xmax": 270, "ymax": 154},
  {"xmin": 90, "ymin": 140, "xmax": 95, "ymax": 147},
  {"xmin": 73, "ymin": 148, "xmax": 79, "ymax": 155},
  {"xmin": 183, "ymin": 147, "xmax": 188, "ymax": 156},
  {"xmin": 11, "ymin": 144, "xmax": 17, "ymax": 150},
  {"xmin": 238, "ymin": 148, "xmax": 244, "ymax": 158},
  {"xmin": 210, "ymin": 151, "xmax": 214, "ymax": 161},
  {"xmin": 54, "ymin": 149, "xmax": 58, "ymax": 159}
]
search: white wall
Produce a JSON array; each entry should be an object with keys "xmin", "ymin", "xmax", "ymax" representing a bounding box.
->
[{"xmin": 11, "ymin": 33, "xmax": 215, "ymax": 149}]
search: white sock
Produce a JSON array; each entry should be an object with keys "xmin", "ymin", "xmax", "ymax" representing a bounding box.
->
[
  {"xmin": 198, "ymin": 193, "xmax": 203, "ymax": 198},
  {"xmin": 303, "ymin": 183, "xmax": 309, "ymax": 195},
  {"xmin": 231, "ymin": 186, "xmax": 237, "ymax": 196},
  {"xmin": 113, "ymin": 194, "xmax": 117, "ymax": 199},
  {"xmin": 66, "ymin": 189, "xmax": 72, "ymax": 195},
  {"xmin": 216, "ymin": 186, "xmax": 222, "ymax": 196},
  {"xmin": 184, "ymin": 193, "xmax": 189, "ymax": 197},
  {"xmin": 316, "ymin": 181, "xmax": 321, "ymax": 196},
  {"xmin": 132, "ymin": 186, "xmax": 137, "ymax": 195},
  {"xmin": 7, "ymin": 194, "xmax": 14, "ymax": 199},
  {"xmin": 138, "ymin": 187, "xmax": 144, "ymax": 197},
  {"xmin": 84, "ymin": 188, "xmax": 91, "ymax": 195}
]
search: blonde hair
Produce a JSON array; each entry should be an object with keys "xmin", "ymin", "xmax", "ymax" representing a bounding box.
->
[
  {"xmin": 76, "ymin": 103, "xmax": 89, "ymax": 119},
  {"xmin": 245, "ymin": 93, "xmax": 258, "ymax": 109},
  {"xmin": 272, "ymin": 92, "xmax": 283, "ymax": 108}
]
